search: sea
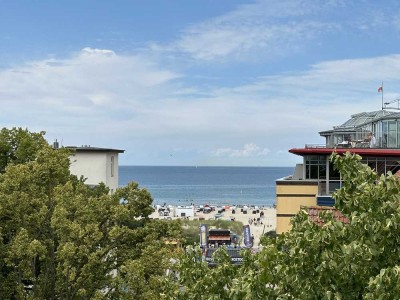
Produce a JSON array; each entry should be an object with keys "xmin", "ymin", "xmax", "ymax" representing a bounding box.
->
[{"xmin": 119, "ymin": 166, "xmax": 293, "ymax": 207}]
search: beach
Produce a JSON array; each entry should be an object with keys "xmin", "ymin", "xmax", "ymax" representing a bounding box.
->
[{"xmin": 151, "ymin": 205, "xmax": 276, "ymax": 247}]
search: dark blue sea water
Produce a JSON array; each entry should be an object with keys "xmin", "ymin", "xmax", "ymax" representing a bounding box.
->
[{"xmin": 119, "ymin": 166, "xmax": 293, "ymax": 207}]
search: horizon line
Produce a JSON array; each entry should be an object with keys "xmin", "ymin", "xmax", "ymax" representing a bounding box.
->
[{"xmin": 119, "ymin": 165, "xmax": 293, "ymax": 168}]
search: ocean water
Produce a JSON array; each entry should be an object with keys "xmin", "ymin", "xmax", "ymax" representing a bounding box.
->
[{"xmin": 119, "ymin": 166, "xmax": 293, "ymax": 207}]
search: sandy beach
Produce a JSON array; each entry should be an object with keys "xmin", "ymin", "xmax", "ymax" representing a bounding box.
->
[{"xmin": 151, "ymin": 205, "xmax": 276, "ymax": 247}]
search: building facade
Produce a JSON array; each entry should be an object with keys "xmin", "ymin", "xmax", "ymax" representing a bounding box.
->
[
  {"xmin": 67, "ymin": 146, "xmax": 124, "ymax": 194},
  {"xmin": 277, "ymin": 110, "xmax": 400, "ymax": 233}
]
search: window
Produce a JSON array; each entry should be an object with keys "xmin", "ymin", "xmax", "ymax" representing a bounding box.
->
[
  {"xmin": 111, "ymin": 156, "xmax": 114, "ymax": 177},
  {"xmin": 388, "ymin": 121, "xmax": 397, "ymax": 148},
  {"xmin": 305, "ymin": 155, "xmax": 327, "ymax": 179}
]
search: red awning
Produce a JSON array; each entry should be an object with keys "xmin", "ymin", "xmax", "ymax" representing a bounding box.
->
[
  {"xmin": 289, "ymin": 147, "xmax": 400, "ymax": 157},
  {"xmin": 209, "ymin": 236, "xmax": 231, "ymax": 241}
]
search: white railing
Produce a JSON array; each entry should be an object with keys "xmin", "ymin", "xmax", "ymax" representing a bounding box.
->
[{"xmin": 305, "ymin": 144, "xmax": 327, "ymax": 149}]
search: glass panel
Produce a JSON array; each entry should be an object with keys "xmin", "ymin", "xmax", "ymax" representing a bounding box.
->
[
  {"xmin": 388, "ymin": 121, "xmax": 397, "ymax": 148},
  {"xmin": 329, "ymin": 181, "xmax": 341, "ymax": 194},
  {"xmin": 310, "ymin": 165, "xmax": 319, "ymax": 179},
  {"xmin": 319, "ymin": 181, "xmax": 327, "ymax": 195},
  {"xmin": 382, "ymin": 121, "xmax": 388, "ymax": 148},
  {"xmin": 397, "ymin": 122, "xmax": 400, "ymax": 148},
  {"xmin": 319, "ymin": 164, "xmax": 326, "ymax": 179},
  {"xmin": 376, "ymin": 122, "xmax": 382, "ymax": 148},
  {"xmin": 329, "ymin": 162, "xmax": 341, "ymax": 180}
]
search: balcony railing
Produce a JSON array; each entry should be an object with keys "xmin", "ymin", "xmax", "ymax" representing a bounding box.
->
[
  {"xmin": 318, "ymin": 180, "xmax": 341, "ymax": 196},
  {"xmin": 305, "ymin": 143, "xmax": 400, "ymax": 150},
  {"xmin": 305, "ymin": 144, "xmax": 326, "ymax": 149}
]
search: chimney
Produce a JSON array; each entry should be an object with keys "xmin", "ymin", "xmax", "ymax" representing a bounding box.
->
[{"xmin": 53, "ymin": 139, "xmax": 59, "ymax": 149}]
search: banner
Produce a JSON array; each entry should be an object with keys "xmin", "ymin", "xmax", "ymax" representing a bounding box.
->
[
  {"xmin": 199, "ymin": 224, "xmax": 208, "ymax": 248},
  {"xmin": 243, "ymin": 225, "xmax": 253, "ymax": 248}
]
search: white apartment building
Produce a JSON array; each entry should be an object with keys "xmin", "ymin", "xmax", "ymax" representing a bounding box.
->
[{"xmin": 67, "ymin": 146, "xmax": 125, "ymax": 194}]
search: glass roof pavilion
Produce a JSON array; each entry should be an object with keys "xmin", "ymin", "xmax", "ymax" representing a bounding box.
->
[
  {"xmin": 276, "ymin": 109, "xmax": 400, "ymax": 233},
  {"xmin": 287, "ymin": 109, "xmax": 400, "ymax": 196},
  {"xmin": 319, "ymin": 110, "xmax": 400, "ymax": 149}
]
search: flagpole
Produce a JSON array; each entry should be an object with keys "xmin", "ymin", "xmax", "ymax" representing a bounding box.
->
[{"xmin": 381, "ymin": 82, "xmax": 384, "ymax": 110}]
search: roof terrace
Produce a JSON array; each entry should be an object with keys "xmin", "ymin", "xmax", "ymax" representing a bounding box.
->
[{"xmin": 317, "ymin": 110, "xmax": 400, "ymax": 149}]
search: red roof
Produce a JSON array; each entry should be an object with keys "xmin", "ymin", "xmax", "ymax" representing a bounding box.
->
[
  {"xmin": 290, "ymin": 148, "xmax": 400, "ymax": 157},
  {"xmin": 306, "ymin": 206, "xmax": 349, "ymax": 226}
]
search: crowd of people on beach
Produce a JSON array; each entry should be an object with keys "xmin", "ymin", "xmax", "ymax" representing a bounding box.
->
[
  {"xmin": 248, "ymin": 210, "xmax": 264, "ymax": 226},
  {"xmin": 248, "ymin": 217, "xmax": 263, "ymax": 226}
]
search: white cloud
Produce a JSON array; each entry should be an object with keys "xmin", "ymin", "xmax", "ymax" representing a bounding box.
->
[
  {"xmin": 1, "ymin": 46, "xmax": 400, "ymax": 166},
  {"xmin": 146, "ymin": 0, "xmax": 400, "ymax": 65},
  {"xmin": 80, "ymin": 47, "xmax": 116, "ymax": 57},
  {"xmin": 0, "ymin": 47, "xmax": 180, "ymax": 122},
  {"xmin": 175, "ymin": 22, "xmax": 327, "ymax": 62},
  {"xmin": 215, "ymin": 144, "xmax": 270, "ymax": 157},
  {"xmin": 165, "ymin": 0, "xmax": 345, "ymax": 62}
]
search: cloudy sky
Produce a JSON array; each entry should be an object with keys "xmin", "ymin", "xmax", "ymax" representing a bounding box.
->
[{"xmin": 1, "ymin": 0, "xmax": 400, "ymax": 166}]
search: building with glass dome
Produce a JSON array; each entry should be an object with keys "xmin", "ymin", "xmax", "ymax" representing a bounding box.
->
[{"xmin": 276, "ymin": 109, "xmax": 400, "ymax": 233}]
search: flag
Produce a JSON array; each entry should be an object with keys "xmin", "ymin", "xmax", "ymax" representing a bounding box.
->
[{"xmin": 378, "ymin": 86, "xmax": 383, "ymax": 93}]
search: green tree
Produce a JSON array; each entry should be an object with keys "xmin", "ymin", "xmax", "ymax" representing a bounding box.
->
[
  {"xmin": 0, "ymin": 127, "xmax": 49, "ymax": 173},
  {"xmin": 163, "ymin": 152, "xmax": 400, "ymax": 299},
  {"xmin": 0, "ymin": 127, "xmax": 181, "ymax": 299}
]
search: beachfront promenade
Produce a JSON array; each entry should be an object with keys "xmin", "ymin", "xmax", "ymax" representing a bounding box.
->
[{"xmin": 150, "ymin": 206, "xmax": 276, "ymax": 247}]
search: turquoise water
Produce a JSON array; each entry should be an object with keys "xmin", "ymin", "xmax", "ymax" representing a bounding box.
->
[{"xmin": 119, "ymin": 166, "xmax": 293, "ymax": 207}]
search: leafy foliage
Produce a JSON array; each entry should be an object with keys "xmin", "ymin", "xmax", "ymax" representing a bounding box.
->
[
  {"xmin": 0, "ymin": 128, "xmax": 181, "ymax": 299},
  {"xmin": 0, "ymin": 127, "xmax": 49, "ymax": 173},
  {"xmin": 163, "ymin": 152, "xmax": 400, "ymax": 299}
]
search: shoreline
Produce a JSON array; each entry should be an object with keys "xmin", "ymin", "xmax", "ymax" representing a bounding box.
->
[{"xmin": 150, "ymin": 204, "xmax": 276, "ymax": 247}]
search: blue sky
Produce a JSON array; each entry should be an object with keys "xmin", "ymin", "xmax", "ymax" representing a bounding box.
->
[{"xmin": 1, "ymin": 0, "xmax": 400, "ymax": 166}]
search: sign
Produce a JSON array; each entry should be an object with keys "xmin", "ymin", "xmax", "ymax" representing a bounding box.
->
[
  {"xmin": 204, "ymin": 247, "xmax": 243, "ymax": 266},
  {"xmin": 243, "ymin": 225, "xmax": 253, "ymax": 248}
]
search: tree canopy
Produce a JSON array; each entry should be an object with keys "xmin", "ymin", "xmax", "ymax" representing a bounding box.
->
[
  {"xmin": 0, "ymin": 127, "xmax": 49, "ymax": 173},
  {"xmin": 0, "ymin": 128, "xmax": 181, "ymax": 299},
  {"xmin": 162, "ymin": 152, "xmax": 400, "ymax": 299},
  {"xmin": 4, "ymin": 128, "xmax": 400, "ymax": 299}
]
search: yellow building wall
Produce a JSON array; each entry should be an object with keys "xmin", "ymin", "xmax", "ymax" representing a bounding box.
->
[
  {"xmin": 277, "ymin": 217, "xmax": 293, "ymax": 234},
  {"xmin": 277, "ymin": 196, "xmax": 317, "ymax": 214},
  {"xmin": 276, "ymin": 182, "xmax": 318, "ymax": 234},
  {"xmin": 276, "ymin": 185, "xmax": 318, "ymax": 195}
]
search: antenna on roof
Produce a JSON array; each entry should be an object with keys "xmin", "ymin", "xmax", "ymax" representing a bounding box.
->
[{"xmin": 383, "ymin": 98, "xmax": 400, "ymax": 110}]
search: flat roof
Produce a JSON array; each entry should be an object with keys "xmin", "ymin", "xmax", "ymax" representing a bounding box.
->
[
  {"xmin": 66, "ymin": 146, "xmax": 125, "ymax": 153},
  {"xmin": 289, "ymin": 148, "xmax": 400, "ymax": 157}
]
